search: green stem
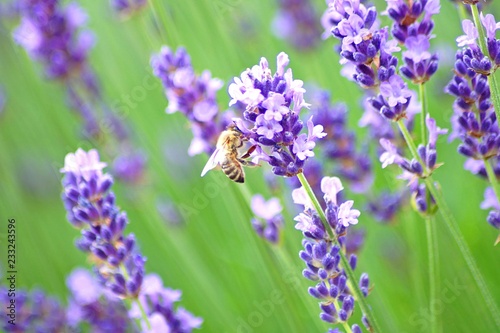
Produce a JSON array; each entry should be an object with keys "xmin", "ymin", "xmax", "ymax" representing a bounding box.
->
[
  {"xmin": 420, "ymin": 82, "xmax": 439, "ymax": 332},
  {"xmin": 397, "ymin": 121, "xmax": 424, "ymax": 168},
  {"xmin": 470, "ymin": 5, "xmax": 488, "ymax": 53},
  {"xmin": 470, "ymin": 5, "xmax": 500, "ymax": 126},
  {"xmin": 296, "ymin": 172, "xmax": 382, "ymax": 333},
  {"xmin": 425, "ymin": 217, "xmax": 439, "ymax": 333},
  {"xmin": 397, "ymin": 120, "xmax": 500, "ymax": 328},
  {"xmin": 431, "ymin": 218, "xmax": 441, "ymax": 332},
  {"xmin": 419, "ymin": 83, "xmax": 428, "ymax": 146}
]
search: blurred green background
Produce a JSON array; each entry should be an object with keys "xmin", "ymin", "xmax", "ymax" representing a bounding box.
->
[{"xmin": 1, "ymin": 0, "xmax": 500, "ymax": 332}]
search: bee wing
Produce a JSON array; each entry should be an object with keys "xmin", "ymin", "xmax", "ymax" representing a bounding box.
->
[{"xmin": 201, "ymin": 147, "xmax": 225, "ymax": 177}]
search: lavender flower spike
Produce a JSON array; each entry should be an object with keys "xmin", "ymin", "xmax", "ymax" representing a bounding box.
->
[
  {"xmin": 379, "ymin": 115, "xmax": 447, "ymax": 214},
  {"xmin": 251, "ymin": 194, "xmax": 284, "ymax": 243},
  {"xmin": 60, "ymin": 148, "xmax": 144, "ymax": 299},
  {"xmin": 129, "ymin": 274, "xmax": 203, "ymax": 333},
  {"xmin": 151, "ymin": 46, "xmax": 225, "ymax": 156},
  {"xmin": 293, "ymin": 176, "xmax": 372, "ymax": 328},
  {"xmin": 228, "ymin": 52, "xmax": 326, "ymax": 177}
]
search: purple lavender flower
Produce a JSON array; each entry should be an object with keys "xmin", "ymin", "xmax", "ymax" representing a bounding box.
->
[
  {"xmin": 113, "ymin": 150, "xmax": 147, "ymax": 184},
  {"xmin": 307, "ymin": 89, "xmax": 373, "ymax": 193},
  {"xmin": 1, "ymin": 287, "xmax": 66, "ymax": 332},
  {"xmin": 129, "ymin": 274, "xmax": 203, "ymax": 333},
  {"xmin": 14, "ymin": 0, "xmax": 103, "ymax": 137},
  {"xmin": 228, "ymin": 52, "xmax": 326, "ymax": 177},
  {"xmin": 480, "ymin": 187, "xmax": 500, "ymax": 245},
  {"xmin": 445, "ymin": 47, "xmax": 498, "ymax": 177},
  {"xmin": 379, "ymin": 115, "xmax": 447, "ymax": 213},
  {"xmin": 14, "ymin": 0, "xmax": 94, "ymax": 79},
  {"xmin": 384, "ymin": 0, "xmax": 440, "ymax": 44},
  {"xmin": 111, "ymin": 0, "xmax": 147, "ymax": 17},
  {"xmin": 366, "ymin": 190, "xmax": 407, "ymax": 223},
  {"xmin": 272, "ymin": 0, "xmax": 321, "ymax": 50},
  {"xmin": 454, "ymin": 15, "xmax": 500, "ymax": 74},
  {"xmin": 369, "ymin": 75, "xmax": 413, "ymax": 121},
  {"xmin": 60, "ymin": 148, "xmax": 145, "ymax": 299},
  {"xmin": 293, "ymin": 176, "xmax": 371, "ymax": 327},
  {"xmin": 66, "ymin": 268, "xmax": 131, "ymax": 332},
  {"xmin": 151, "ymin": 46, "xmax": 226, "ymax": 156},
  {"xmin": 400, "ymin": 34, "xmax": 439, "ymax": 83},
  {"xmin": 251, "ymin": 194, "xmax": 284, "ymax": 243}
]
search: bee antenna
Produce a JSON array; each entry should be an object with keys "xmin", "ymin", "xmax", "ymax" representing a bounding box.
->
[{"xmin": 229, "ymin": 122, "xmax": 243, "ymax": 133}]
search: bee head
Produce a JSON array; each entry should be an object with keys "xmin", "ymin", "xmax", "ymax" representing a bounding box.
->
[{"xmin": 227, "ymin": 122, "xmax": 243, "ymax": 134}]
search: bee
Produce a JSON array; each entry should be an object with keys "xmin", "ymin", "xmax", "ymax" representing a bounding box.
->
[{"xmin": 201, "ymin": 124, "xmax": 258, "ymax": 183}]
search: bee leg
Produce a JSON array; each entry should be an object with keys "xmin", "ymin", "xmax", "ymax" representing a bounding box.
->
[
  {"xmin": 238, "ymin": 159, "xmax": 259, "ymax": 168},
  {"xmin": 240, "ymin": 145, "xmax": 257, "ymax": 159}
]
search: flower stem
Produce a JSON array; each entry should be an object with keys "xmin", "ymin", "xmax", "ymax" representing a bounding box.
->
[
  {"xmin": 419, "ymin": 83, "xmax": 439, "ymax": 332},
  {"xmin": 397, "ymin": 120, "xmax": 500, "ymax": 328},
  {"xmin": 296, "ymin": 172, "xmax": 382, "ymax": 333},
  {"xmin": 425, "ymin": 217, "xmax": 439, "ymax": 333},
  {"xmin": 470, "ymin": 4, "xmax": 500, "ymax": 127},
  {"xmin": 419, "ymin": 83, "xmax": 428, "ymax": 146}
]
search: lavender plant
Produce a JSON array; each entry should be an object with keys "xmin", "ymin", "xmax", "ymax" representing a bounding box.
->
[
  {"xmin": 14, "ymin": 0, "xmax": 146, "ymax": 184},
  {"xmin": 321, "ymin": 0, "xmax": 500, "ymax": 330},
  {"xmin": 225, "ymin": 52, "xmax": 381, "ymax": 332},
  {"xmin": 14, "ymin": 0, "xmax": 99, "ymax": 136},
  {"xmin": 293, "ymin": 176, "xmax": 373, "ymax": 331},
  {"xmin": 60, "ymin": 148, "xmax": 202, "ymax": 331},
  {"xmin": 445, "ymin": 11, "xmax": 500, "ymax": 244}
]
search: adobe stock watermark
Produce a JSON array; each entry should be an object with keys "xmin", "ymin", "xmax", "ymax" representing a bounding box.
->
[
  {"xmin": 177, "ymin": 172, "xmax": 233, "ymax": 220},
  {"xmin": 401, "ymin": 275, "xmax": 467, "ymax": 332},
  {"xmin": 225, "ymin": 270, "xmax": 302, "ymax": 333}
]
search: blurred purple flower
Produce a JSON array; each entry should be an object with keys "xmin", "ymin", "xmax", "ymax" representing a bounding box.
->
[
  {"xmin": 272, "ymin": 0, "xmax": 321, "ymax": 50},
  {"xmin": 129, "ymin": 274, "xmax": 203, "ymax": 333},
  {"xmin": 152, "ymin": 46, "xmax": 226, "ymax": 156},
  {"xmin": 111, "ymin": 0, "xmax": 147, "ymax": 17},
  {"xmin": 113, "ymin": 150, "xmax": 147, "ymax": 184},
  {"xmin": 14, "ymin": 1, "xmax": 94, "ymax": 79},
  {"xmin": 0, "ymin": 287, "xmax": 66, "ymax": 332},
  {"xmin": 66, "ymin": 268, "xmax": 130, "ymax": 332},
  {"xmin": 251, "ymin": 194, "xmax": 284, "ymax": 243}
]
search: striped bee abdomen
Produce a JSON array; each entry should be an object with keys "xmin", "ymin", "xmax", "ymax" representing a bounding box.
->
[{"xmin": 221, "ymin": 160, "xmax": 244, "ymax": 183}]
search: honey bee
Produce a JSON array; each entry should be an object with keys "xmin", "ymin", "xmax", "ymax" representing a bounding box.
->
[{"xmin": 201, "ymin": 124, "xmax": 257, "ymax": 183}]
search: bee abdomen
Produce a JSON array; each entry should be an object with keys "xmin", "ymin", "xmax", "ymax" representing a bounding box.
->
[{"xmin": 222, "ymin": 162, "xmax": 244, "ymax": 183}]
